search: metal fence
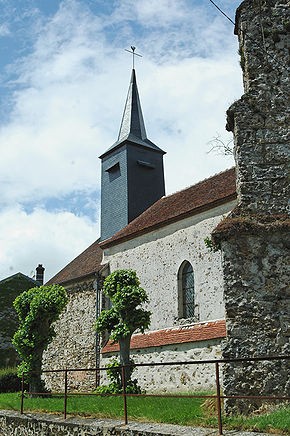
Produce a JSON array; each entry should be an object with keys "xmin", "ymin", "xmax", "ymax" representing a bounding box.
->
[{"xmin": 20, "ymin": 355, "xmax": 290, "ymax": 435}]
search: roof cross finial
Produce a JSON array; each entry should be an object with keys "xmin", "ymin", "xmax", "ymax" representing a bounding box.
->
[{"xmin": 125, "ymin": 46, "xmax": 142, "ymax": 69}]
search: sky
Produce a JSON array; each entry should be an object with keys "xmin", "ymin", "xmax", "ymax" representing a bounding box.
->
[{"xmin": 0, "ymin": 0, "xmax": 243, "ymax": 282}]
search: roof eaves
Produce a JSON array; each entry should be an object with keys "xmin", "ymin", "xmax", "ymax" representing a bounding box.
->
[
  {"xmin": 99, "ymin": 136, "xmax": 165, "ymax": 159},
  {"xmin": 100, "ymin": 192, "xmax": 237, "ymax": 249},
  {"xmin": 0, "ymin": 272, "xmax": 38, "ymax": 286},
  {"xmin": 47, "ymin": 270, "xmax": 97, "ymax": 287}
]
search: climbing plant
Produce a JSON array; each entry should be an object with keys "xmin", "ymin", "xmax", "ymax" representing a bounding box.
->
[{"xmin": 12, "ymin": 284, "xmax": 68, "ymax": 394}]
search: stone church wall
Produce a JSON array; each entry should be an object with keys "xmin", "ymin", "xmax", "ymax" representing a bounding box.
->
[
  {"xmin": 214, "ymin": 0, "xmax": 290, "ymax": 414},
  {"xmin": 99, "ymin": 203, "xmax": 234, "ymax": 392},
  {"xmin": 103, "ymin": 201, "xmax": 235, "ymax": 331},
  {"xmin": 42, "ymin": 277, "xmax": 97, "ymax": 392},
  {"xmin": 101, "ymin": 338, "xmax": 223, "ymax": 393},
  {"xmin": 41, "ymin": 194, "xmax": 234, "ymax": 394}
]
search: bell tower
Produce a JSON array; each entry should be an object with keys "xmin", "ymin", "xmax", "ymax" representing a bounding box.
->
[{"xmin": 99, "ymin": 69, "xmax": 165, "ymax": 241}]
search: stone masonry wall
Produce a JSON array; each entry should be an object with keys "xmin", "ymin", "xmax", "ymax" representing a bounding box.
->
[
  {"xmin": 227, "ymin": 0, "xmax": 289, "ymax": 214},
  {"xmin": 42, "ymin": 277, "xmax": 97, "ymax": 392},
  {"xmin": 101, "ymin": 339, "xmax": 223, "ymax": 394},
  {"xmin": 215, "ymin": 0, "xmax": 290, "ymax": 414},
  {"xmin": 220, "ymin": 228, "xmax": 289, "ymax": 413},
  {"xmin": 0, "ymin": 410, "xmax": 219, "ymax": 436},
  {"xmin": 100, "ymin": 204, "xmax": 234, "ymax": 394},
  {"xmin": 103, "ymin": 202, "xmax": 235, "ymax": 331}
]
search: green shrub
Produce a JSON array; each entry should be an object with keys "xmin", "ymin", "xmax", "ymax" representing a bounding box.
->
[
  {"xmin": 95, "ymin": 358, "xmax": 143, "ymax": 394},
  {"xmin": 0, "ymin": 367, "xmax": 21, "ymax": 393}
]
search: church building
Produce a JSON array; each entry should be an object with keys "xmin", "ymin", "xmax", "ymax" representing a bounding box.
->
[
  {"xmin": 44, "ymin": 0, "xmax": 289, "ymax": 405},
  {"xmin": 44, "ymin": 64, "xmax": 236, "ymax": 393}
]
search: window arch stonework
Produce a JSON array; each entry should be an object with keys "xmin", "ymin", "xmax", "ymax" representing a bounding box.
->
[{"xmin": 178, "ymin": 261, "xmax": 197, "ymax": 320}]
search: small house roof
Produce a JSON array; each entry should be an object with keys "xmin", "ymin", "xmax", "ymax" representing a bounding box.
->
[{"xmin": 46, "ymin": 239, "xmax": 103, "ymax": 285}]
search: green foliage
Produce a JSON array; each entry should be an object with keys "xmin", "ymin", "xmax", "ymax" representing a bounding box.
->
[
  {"xmin": 95, "ymin": 358, "xmax": 142, "ymax": 394},
  {"xmin": 95, "ymin": 270, "xmax": 151, "ymax": 342},
  {"xmin": 95, "ymin": 270, "xmax": 150, "ymax": 391},
  {"xmin": 12, "ymin": 285, "xmax": 68, "ymax": 383},
  {"xmin": 0, "ymin": 274, "xmax": 40, "ymax": 368},
  {"xmin": 204, "ymin": 236, "xmax": 221, "ymax": 253},
  {"xmin": 0, "ymin": 367, "xmax": 21, "ymax": 393}
]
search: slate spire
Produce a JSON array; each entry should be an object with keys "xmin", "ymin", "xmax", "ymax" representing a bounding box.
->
[
  {"xmin": 118, "ymin": 69, "xmax": 147, "ymax": 142},
  {"xmin": 99, "ymin": 67, "xmax": 165, "ymax": 241},
  {"xmin": 100, "ymin": 69, "xmax": 164, "ymax": 158}
]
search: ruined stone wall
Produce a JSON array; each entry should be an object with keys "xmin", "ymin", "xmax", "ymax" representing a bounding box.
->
[
  {"xmin": 227, "ymin": 0, "xmax": 289, "ymax": 213},
  {"xmin": 42, "ymin": 277, "xmax": 97, "ymax": 392},
  {"xmin": 215, "ymin": 0, "xmax": 290, "ymax": 414}
]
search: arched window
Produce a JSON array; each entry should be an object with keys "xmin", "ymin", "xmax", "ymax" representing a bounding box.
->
[{"xmin": 178, "ymin": 261, "xmax": 195, "ymax": 319}]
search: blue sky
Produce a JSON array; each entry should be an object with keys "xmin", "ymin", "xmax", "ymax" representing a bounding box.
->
[{"xmin": 0, "ymin": 0, "xmax": 243, "ymax": 280}]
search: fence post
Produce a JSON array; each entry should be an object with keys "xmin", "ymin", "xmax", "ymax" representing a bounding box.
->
[
  {"xmin": 215, "ymin": 361, "xmax": 223, "ymax": 435},
  {"xmin": 64, "ymin": 369, "xmax": 68, "ymax": 419},
  {"xmin": 20, "ymin": 373, "xmax": 24, "ymax": 414},
  {"xmin": 121, "ymin": 365, "xmax": 128, "ymax": 425}
]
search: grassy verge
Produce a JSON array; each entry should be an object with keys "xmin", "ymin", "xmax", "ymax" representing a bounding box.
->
[{"xmin": 0, "ymin": 393, "xmax": 289, "ymax": 433}]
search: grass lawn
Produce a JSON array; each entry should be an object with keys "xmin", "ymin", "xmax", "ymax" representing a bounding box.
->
[{"xmin": 0, "ymin": 392, "xmax": 289, "ymax": 434}]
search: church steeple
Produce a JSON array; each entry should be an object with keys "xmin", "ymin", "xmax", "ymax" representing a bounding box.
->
[
  {"xmin": 118, "ymin": 69, "xmax": 147, "ymax": 142},
  {"xmin": 100, "ymin": 69, "xmax": 164, "ymax": 158},
  {"xmin": 99, "ymin": 68, "xmax": 166, "ymax": 242}
]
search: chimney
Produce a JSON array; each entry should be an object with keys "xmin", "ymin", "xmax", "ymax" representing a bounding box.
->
[{"xmin": 36, "ymin": 264, "xmax": 45, "ymax": 285}]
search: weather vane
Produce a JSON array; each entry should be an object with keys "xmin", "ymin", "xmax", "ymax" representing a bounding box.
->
[{"xmin": 125, "ymin": 46, "xmax": 142, "ymax": 69}]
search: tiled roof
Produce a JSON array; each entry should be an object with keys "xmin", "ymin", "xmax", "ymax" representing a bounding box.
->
[
  {"xmin": 46, "ymin": 239, "xmax": 103, "ymax": 285},
  {"xmin": 102, "ymin": 320, "xmax": 226, "ymax": 353},
  {"xmin": 0, "ymin": 272, "xmax": 38, "ymax": 287},
  {"xmin": 101, "ymin": 167, "xmax": 236, "ymax": 248},
  {"xmin": 48, "ymin": 168, "xmax": 236, "ymax": 284}
]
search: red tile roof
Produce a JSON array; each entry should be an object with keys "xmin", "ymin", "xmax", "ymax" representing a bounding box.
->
[
  {"xmin": 47, "ymin": 168, "xmax": 236, "ymax": 284},
  {"xmin": 102, "ymin": 320, "xmax": 226, "ymax": 353},
  {"xmin": 46, "ymin": 239, "xmax": 103, "ymax": 285},
  {"xmin": 101, "ymin": 167, "xmax": 236, "ymax": 248}
]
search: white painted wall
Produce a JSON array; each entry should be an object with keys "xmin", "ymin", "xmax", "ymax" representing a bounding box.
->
[{"xmin": 103, "ymin": 201, "xmax": 235, "ymax": 331}]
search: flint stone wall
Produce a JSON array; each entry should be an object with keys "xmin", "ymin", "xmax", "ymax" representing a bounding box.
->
[
  {"xmin": 103, "ymin": 202, "xmax": 235, "ymax": 331},
  {"xmin": 217, "ymin": 0, "xmax": 290, "ymax": 414},
  {"xmin": 100, "ymin": 204, "xmax": 234, "ymax": 393},
  {"xmin": 101, "ymin": 339, "xmax": 223, "ymax": 393},
  {"xmin": 227, "ymin": 0, "xmax": 289, "ymax": 214},
  {"xmin": 42, "ymin": 278, "xmax": 97, "ymax": 392},
  {"xmin": 221, "ymin": 229, "xmax": 290, "ymax": 413},
  {"xmin": 0, "ymin": 410, "xmax": 230, "ymax": 436}
]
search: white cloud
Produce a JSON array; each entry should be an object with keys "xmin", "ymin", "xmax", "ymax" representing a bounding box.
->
[
  {"xmin": 0, "ymin": 206, "xmax": 97, "ymax": 281},
  {"xmin": 0, "ymin": 0, "xmax": 243, "ymax": 281},
  {"xmin": 133, "ymin": 0, "xmax": 188, "ymax": 27},
  {"xmin": 0, "ymin": 23, "xmax": 10, "ymax": 36}
]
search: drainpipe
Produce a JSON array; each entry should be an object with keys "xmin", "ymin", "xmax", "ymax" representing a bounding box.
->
[{"xmin": 95, "ymin": 272, "xmax": 101, "ymax": 388}]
